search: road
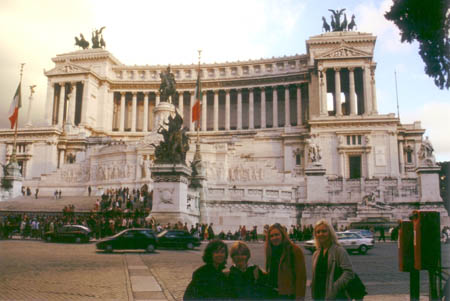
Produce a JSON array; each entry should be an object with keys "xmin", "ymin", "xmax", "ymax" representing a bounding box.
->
[{"xmin": 0, "ymin": 238, "xmax": 448, "ymax": 300}]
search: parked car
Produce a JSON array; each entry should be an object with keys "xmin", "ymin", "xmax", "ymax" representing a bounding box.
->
[
  {"xmin": 303, "ymin": 231, "xmax": 374, "ymax": 255},
  {"xmin": 345, "ymin": 229, "xmax": 375, "ymax": 239},
  {"xmin": 96, "ymin": 228, "xmax": 157, "ymax": 253},
  {"xmin": 44, "ymin": 224, "xmax": 92, "ymax": 243},
  {"xmin": 156, "ymin": 230, "xmax": 201, "ymax": 249}
]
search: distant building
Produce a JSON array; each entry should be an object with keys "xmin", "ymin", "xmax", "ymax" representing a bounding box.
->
[{"xmin": 0, "ymin": 30, "xmax": 447, "ymax": 230}]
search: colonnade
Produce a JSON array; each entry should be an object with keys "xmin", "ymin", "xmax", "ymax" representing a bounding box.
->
[
  {"xmin": 319, "ymin": 66, "xmax": 377, "ymax": 116},
  {"xmin": 50, "ymin": 81, "xmax": 88, "ymax": 127},
  {"xmin": 112, "ymin": 84, "xmax": 307, "ymax": 133}
]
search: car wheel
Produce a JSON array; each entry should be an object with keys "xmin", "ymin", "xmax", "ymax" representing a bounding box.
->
[
  {"xmin": 359, "ymin": 245, "xmax": 368, "ymax": 255},
  {"xmin": 146, "ymin": 244, "xmax": 155, "ymax": 253},
  {"xmin": 105, "ymin": 245, "xmax": 113, "ymax": 253},
  {"xmin": 186, "ymin": 242, "xmax": 194, "ymax": 250},
  {"xmin": 75, "ymin": 237, "xmax": 82, "ymax": 243}
]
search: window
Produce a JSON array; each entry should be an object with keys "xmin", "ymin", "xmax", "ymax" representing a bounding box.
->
[
  {"xmin": 296, "ymin": 154, "xmax": 301, "ymax": 166},
  {"xmin": 349, "ymin": 155, "xmax": 361, "ymax": 179}
]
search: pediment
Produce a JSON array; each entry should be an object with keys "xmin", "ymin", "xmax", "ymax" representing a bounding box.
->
[
  {"xmin": 317, "ymin": 45, "xmax": 371, "ymax": 60},
  {"xmin": 45, "ymin": 63, "xmax": 90, "ymax": 76}
]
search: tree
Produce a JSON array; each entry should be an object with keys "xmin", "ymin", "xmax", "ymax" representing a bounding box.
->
[{"xmin": 385, "ymin": 0, "xmax": 450, "ymax": 89}]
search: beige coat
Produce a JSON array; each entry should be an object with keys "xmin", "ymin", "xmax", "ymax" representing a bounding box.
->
[{"xmin": 311, "ymin": 244, "xmax": 354, "ymax": 300}]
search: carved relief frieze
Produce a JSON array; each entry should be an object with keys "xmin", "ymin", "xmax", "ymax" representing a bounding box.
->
[{"xmin": 153, "ymin": 175, "xmax": 188, "ymax": 184}]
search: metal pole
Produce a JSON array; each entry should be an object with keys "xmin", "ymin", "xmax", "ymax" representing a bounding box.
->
[
  {"xmin": 11, "ymin": 63, "xmax": 25, "ymax": 164},
  {"xmin": 410, "ymin": 269, "xmax": 420, "ymax": 301}
]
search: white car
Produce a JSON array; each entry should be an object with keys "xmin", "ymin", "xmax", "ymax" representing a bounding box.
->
[{"xmin": 303, "ymin": 231, "xmax": 375, "ymax": 255}]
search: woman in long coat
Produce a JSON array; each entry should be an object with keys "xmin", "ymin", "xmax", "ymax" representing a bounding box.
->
[
  {"xmin": 265, "ymin": 223, "xmax": 307, "ymax": 299},
  {"xmin": 311, "ymin": 219, "xmax": 354, "ymax": 300}
]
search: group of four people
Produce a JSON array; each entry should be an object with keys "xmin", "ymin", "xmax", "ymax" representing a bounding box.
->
[{"xmin": 184, "ymin": 220, "xmax": 355, "ymax": 300}]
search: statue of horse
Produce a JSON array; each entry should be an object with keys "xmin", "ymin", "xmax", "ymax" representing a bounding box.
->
[
  {"xmin": 347, "ymin": 14, "xmax": 357, "ymax": 31},
  {"xmin": 159, "ymin": 66, "xmax": 177, "ymax": 102},
  {"xmin": 74, "ymin": 33, "xmax": 89, "ymax": 49},
  {"xmin": 322, "ymin": 17, "xmax": 330, "ymax": 32}
]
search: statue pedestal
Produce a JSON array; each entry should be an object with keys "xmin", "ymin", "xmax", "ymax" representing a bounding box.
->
[
  {"xmin": 2, "ymin": 162, "xmax": 23, "ymax": 199},
  {"xmin": 415, "ymin": 165, "xmax": 442, "ymax": 203},
  {"xmin": 153, "ymin": 102, "xmax": 175, "ymax": 132},
  {"xmin": 150, "ymin": 164, "xmax": 198, "ymax": 224},
  {"xmin": 305, "ymin": 165, "xmax": 327, "ymax": 202}
]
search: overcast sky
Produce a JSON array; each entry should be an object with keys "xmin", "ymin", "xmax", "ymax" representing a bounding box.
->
[{"xmin": 1, "ymin": 0, "xmax": 449, "ymax": 161}]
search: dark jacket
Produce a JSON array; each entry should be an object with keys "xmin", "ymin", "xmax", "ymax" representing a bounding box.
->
[
  {"xmin": 228, "ymin": 265, "xmax": 275, "ymax": 299},
  {"xmin": 184, "ymin": 264, "xmax": 234, "ymax": 300}
]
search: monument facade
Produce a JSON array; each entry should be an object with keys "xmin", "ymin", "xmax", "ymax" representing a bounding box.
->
[{"xmin": 0, "ymin": 26, "xmax": 447, "ymax": 230}]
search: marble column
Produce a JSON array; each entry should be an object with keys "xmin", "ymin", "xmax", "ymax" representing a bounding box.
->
[
  {"xmin": 202, "ymin": 91, "xmax": 207, "ymax": 131},
  {"xmin": 284, "ymin": 85, "xmax": 290, "ymax": 127},
  {"xmin": 320, "ymin": 69, "xmax": 328, "ymax": 116},
  {"xmin": 296, "ymin": 85, "xmax": 302, "ymax": 126},
  {"xmin": 44, "ymin": 80, "xmax": 53, "ymax": 125},
  {"xmin": 272, "ymin": 86, "xmax": 278, "ymax": 127},
  {"xmin": 156, "ymin": 92, "xmax": 160, "ymax": 106},
  {"xmin": 213, "ymin": 90, "xmax": 219, "ymax": 131},
  {"xmin": 349, "ymin": 68, "xmax": 357, "ymax": 116},
  {"xmin": 334, "ymin": 68, "xmax": 342, "ymax": 116},
  {"xmin": 70, "ymin": 82, "xmax": 77, "ymax": 125},
  {"xmin": 143, "ymin": 92, "xmax": 149, "ymax": 132},
  {"xmin": 189, "ymin": 91, "xmax": 195, "ymax": 131},
  {"xmin": 237, "ymin": 89, "xmax": 242, "ymax": 130},
  {"xmin": 58, "ymin": 83, "xmax": 65, "ymax": 126},
  {"xmin": 225, "ymin": 89, "xmax": 231, "ymax": 131},
  {"xmin": 261, "ymin": 87, "xmax": 266, "ymax": 129},
  {"xmin": 179, "ymin": 92, "xmax": 184, "ymax": 118},
  {"xmin": 131, "ymin": 92, "xmax": 137, "ymax": 132},
  {"xmin": 399, "ymin": 141, "xmax": 405, "ymax": 175},
  {"xmin": 249, "ymin": 88, "xmax": 254, "ymax": 129},
  {"xmin": 119, "ymin": 92, "xmax": 125, "ymax": 132},
  {"xmin": 363, "ymin": 65, "xmax": 372, "ymax": 115},
  {"xmin": 371, "ymin": 66, "xmax": 378, "ymax": 114},
  {"xmin": 81, "ymin": 80, "xmax": 90, "ymax": 126}
]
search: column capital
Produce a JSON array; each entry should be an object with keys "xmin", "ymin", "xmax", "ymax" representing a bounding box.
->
[
  {"xmin": 260, "ymin": 86, "xmax": 266, "ymax": 91},
  {"xmin": 224, "ymin": 88, "xmax": 231, "ymax": 93},
  {"xmin": 333, "ymin": 67, "xmax": 341, "ymax": 72},
  {"xmin": 120, "ymin": 91, "xmax": 126, "ymax": 96},
  {"xmin": 213, "ymin": 90, "xmax": 219, "ymax": 95},
  {"xmin": 131, "ymin": 91, "xmax": 138, "ymax": 96},
  {"xmin": 348, "ymin": 67, "xmax": 355, "ymax": 72}
]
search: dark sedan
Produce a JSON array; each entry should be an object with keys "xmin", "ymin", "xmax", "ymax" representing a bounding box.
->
[
  {"xmin": 156, "ymin": 230, "xmax": 201, "ymax": 249},
  {"xmin": 44, "ymin": 225, "xmax": 92, "ymax": 243},
  {"xmin": 96, "ymin": 228, "xmax": 157, "ymax": 253}
]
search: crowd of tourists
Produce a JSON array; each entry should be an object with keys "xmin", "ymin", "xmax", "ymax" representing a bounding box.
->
[{"xmin": 184, "ymin": 220, "xmax": 367, "ymax": 300}]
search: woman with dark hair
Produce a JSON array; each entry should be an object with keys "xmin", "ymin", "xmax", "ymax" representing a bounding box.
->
[
  {"xmin": 311, "ymin": 219, "xmax": 354, "ymax": 300},
  {"xmin": 184, "ymin": 239, "xmax": 234, "ymax": 300},
  {"xmin": 265, "ymin": 223, "xmax": 307, "ymax": 299}
]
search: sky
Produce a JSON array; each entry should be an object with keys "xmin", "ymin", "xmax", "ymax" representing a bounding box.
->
[{"xmin": 0, "ymin": 0, "xmax": 449, "ymax": 161}]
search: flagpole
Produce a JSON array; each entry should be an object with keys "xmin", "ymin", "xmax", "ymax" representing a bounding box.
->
[
  {"xmin": 196, "ymin": 50, "xmax": 202, "ymax": 144},
  {"xmin": 11, "ymin": 63, "xmax": 25, "ymax": 164}
]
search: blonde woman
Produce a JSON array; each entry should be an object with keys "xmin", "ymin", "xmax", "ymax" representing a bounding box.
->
[{"xmin": 311, "ymin": 219, "xmax": 354, "ymax": 300}]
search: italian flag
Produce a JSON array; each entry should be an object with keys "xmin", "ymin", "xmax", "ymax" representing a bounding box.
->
[
  {"xmin": 8, "ymin": 83, "xmax": 21, "ymax": 129},
  {"xmin": 192, "ymin": 72, "xmax": 202, "ymax": 124}
]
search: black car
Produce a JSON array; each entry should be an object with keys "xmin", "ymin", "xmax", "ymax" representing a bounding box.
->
[
  {"xmin": 44, "ymin": 225, "xmax": 92, "ymax": 243},
  {"xmin": 96, "ymin": 228, "xmax": 157, "ymax": 253},
  {"xmin": 156, "ymin": 230, "xmax": 201, "ymax": 249}
]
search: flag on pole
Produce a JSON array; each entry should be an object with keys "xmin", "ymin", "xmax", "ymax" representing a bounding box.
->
[
  {"xmin": 192, "ymin": 72, "xmax": 202, "ymax": 123},
  {"xmin": 8, "ymin": 83, "xmax": 22, "ymax": 129}
]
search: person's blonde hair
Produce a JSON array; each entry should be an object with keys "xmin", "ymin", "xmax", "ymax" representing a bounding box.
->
[
  {"xmin": 230, "ymin": 241, "xmax": 251, "ymax": 259},
  {"xmin": 313, "ymin": 219, "xmax": 340, "ymax": 249}
]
